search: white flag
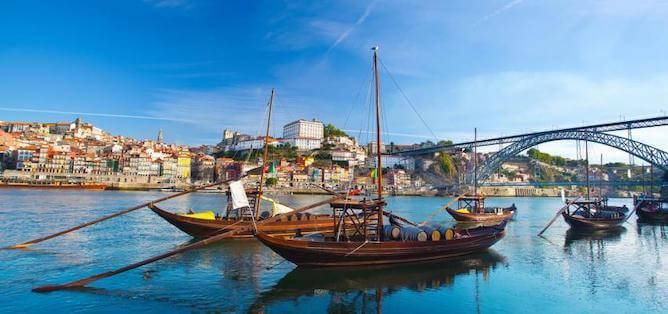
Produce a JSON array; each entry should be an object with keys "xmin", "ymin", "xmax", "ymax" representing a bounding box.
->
[{"xmin": 229, "ymin": 180, "xmax": 250, "ymax": 209}]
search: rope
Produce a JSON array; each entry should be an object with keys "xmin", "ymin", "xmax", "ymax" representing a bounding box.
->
[
  {"xmin": 345, "ymin": 240, "xmax": 369, "ymax": 256},
  {"xmin": 419, "ymin": 195, "xmax": 463, "ymax": 226},
  {"xmin": 379, "ymin": 59, "xmax": 440, "ymax": 142}
]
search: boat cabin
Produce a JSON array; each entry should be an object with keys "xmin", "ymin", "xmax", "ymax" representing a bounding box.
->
[
  {"xmin": 457, "ymin": 195, "xmax": 485, "ymax": 213},
  {"xmin": 330, "ymin": 198, "xmax": 386, "ymax": 242},
  {"xmin": 566, "ymin": 199, "xmax": 623, "ymax": 219}
]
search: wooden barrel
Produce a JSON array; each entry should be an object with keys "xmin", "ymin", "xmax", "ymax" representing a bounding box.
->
[
  {"xmin": 400, "ymin": 226, "xmax": 428, "ymax": 242},
  {"xmin": 383, "ymin": 225, "xmax": 401, "ymax": 240},
  {"xmin": 419, "ymin": 225, "xmax": 441, "ymax": 241},
  {"xmin": 442, "ymin": 228, "xmax": 455, "ymax": 240}
]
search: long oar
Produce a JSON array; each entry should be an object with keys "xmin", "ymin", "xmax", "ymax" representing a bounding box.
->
[
  {"xmin": 537, "ymin": 197, "xmax": 581, "ymax": 236},
  {"xmin": 33, "ymin": 195, "xmax": 341, "ymax": 293},
  {"xmin": 4, "ymin": 176, "xmax": 247, "ymax": 250},
  {"xmin": 624, "ymin": 200, "xmax": 643, "ymax": 223}
]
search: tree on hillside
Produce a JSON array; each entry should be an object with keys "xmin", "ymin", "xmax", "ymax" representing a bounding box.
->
[
  {"xmin": 439, "ymin": 153, "xmax": 457, "ymax": 178},
  {"xmin": 324, "ymin": 123, "xmax": 348, "ymax": 138}
]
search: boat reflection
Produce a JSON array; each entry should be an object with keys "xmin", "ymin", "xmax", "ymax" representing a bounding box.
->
[
  {"xmin": 564, "ymin": 227, "xmax": 626, "ymax": 247},
  {"xmin": 250, "ymin": 250, "xmax": 506, "ymax": 313}
]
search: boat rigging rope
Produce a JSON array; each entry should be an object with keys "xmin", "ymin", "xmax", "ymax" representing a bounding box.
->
[
  {"xmin": 419, "ymin": 195, "xmax": 464, "ymax": 226},
  {"xmin": 379, "ymin": 59, "xmax": 440, "ymax": 142}
]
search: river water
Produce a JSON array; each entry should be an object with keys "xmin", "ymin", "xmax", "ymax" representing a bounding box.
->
[{"xmin": 0, "ymin": 189, "xmax": 665, "ymax": 313}]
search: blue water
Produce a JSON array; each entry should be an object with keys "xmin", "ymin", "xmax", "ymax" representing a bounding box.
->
[{"xmin": 0, "ymin": 190, "xmax": 665, "ymax": 313}]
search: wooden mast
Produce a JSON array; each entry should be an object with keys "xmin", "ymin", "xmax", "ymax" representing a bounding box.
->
[
  {"xmin": 373, "ymin": 46, "xmax": 384, "ymax": 237},
  {"xmin": 474, "ymin": 127, "xmax": 478, "ymax": 198},
  {"xmin": 585, "ymin": 140, "xmax": 590, "ymax": 200},
  {"xmin": 255, "ymin": 88, "xmax": 274, "ymax": 218},
  {"xmin": 599, "ymin": 153, "xmax": 603, "ymax": 199}
]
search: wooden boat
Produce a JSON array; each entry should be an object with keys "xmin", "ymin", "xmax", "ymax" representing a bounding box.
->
[
  {"xmin": 149, "ymin": 202, "xmax": 336, "ymax": 239},
  {"xmin": 634, "ymin": 195, "xmax": 668, "ymax": 222},
  {"xmin": 256, "ymin": 218, "xmax": 505, "ymax": 267},
  {"xmin": 446, "ymin": 195, "xmax": 516, "ymax": 222},
  {"xmin": 561, "ymin": 199, "xmax": 625, "ymax": 230},
  {"xmin": 255, "ymin": 47, "xmax": 508, "ymax": 268},
  {"xmin": 447, "ymin": 128, "xmax": 516, "ymax": 223},
  {"xmin": 0, "ymin": 181, "xmax": 106, "ymax": 190}
]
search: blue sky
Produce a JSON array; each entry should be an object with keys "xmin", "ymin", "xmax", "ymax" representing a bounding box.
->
[{"xmin": 1, "ymin": 0, "xmax": 667, "ymax": 162}]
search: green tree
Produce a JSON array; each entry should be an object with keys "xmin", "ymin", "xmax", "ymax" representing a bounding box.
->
[
  {"xmin": 439, "ymin": 153, "xmax": 457, "ymax": 178},
  {"xmin": 265, "ymin": 177, "xmax": 278, "ymax": 186},
  {"xmin": 324, "ymin": 123, "xmax": 348, "ymax": 138}
]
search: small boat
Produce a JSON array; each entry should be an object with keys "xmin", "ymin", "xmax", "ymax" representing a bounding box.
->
[
  {"xmin": 561, "ymin": 199, "xmax": 626, "ymax": 230},
  {"xmin": 634, "ymin": 195, "xmax": 668, "ymax": 222},
  {"xmin": 0, "ymin": 181, "xmax": 106, "ymax": 190},
  {"xmin": 149, "ymin": 202, "xmax": 336, "ymax": 239},
  {"xmin": 446, "ymin": 128, "xmax": 516, "ymax": 223},
  {"xmin": 255, "ymin": 47, "xmax": 508, "ymax": 268},
  {"xmin": 446, "ymin": 195, "xmax": 516, "ymax": 222}
]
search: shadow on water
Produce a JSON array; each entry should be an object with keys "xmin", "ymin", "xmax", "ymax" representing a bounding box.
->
[
  {"xmin": 250, "ymin": 250, "xmax": 507, "ymax": 313},
  {"xmin": 564, "ymin": 227, "xmax": 627, "ymax": 248}
]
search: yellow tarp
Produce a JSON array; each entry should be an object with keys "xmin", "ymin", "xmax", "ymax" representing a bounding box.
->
[
  {"xmin": 178, "ymin": 211, "xmax": 216, "ymax": 220},
  {"xmin": 455, "ymin": 208, "xmax": 470, "ymax": 214}
]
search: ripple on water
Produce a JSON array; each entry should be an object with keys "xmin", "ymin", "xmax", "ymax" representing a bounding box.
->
[{"xmin": 0, "ymin": 190, "xmax": 666, "ymax": 313}]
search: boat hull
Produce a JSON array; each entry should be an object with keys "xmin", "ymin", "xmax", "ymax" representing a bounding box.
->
[
  {"xmin": 561, "ymin": 212, "xmax": 624, "ymax": 230},
  {"xmin": 149, "ymin": 204, "xmax": 336, "ymax": 239},
  {"xmin": 0, "ymin": 182, "xmax": 106, "ymax": 190},
  {"xmin": 636, "ymin": 207, "xmax": 668, "ymax": 222},
  {"xmin": 446, "ymin": 206, "xmax": 515, "ymax": 222},
  {"xmin": 255, "ymin": 223, "xmax": 506, "ymax": 267}
]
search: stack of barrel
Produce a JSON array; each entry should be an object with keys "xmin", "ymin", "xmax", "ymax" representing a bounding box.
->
[{"xmin": 383, "ymin": 224, "xmax": 456, "ymax": 242}]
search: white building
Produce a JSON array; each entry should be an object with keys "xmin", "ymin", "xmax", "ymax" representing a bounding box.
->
[
  {"xmin": 225, "ymin": 137, "xmax": 279, "ymax": 151},
  {"xmin": 367, "ymin": 155, "xmax": 415, "ymax": 171},
  {"xmin": 281, "ymin": 138, "xmax": 321, "ymax": 151},
  {"xmin": 283, "ymin": 119, "xmax": 324, "ymax": 139}
]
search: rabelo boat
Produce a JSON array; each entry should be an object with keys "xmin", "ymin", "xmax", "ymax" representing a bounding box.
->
[{"xmin": 255, "ymin": 47, "xmax": 507, "ymax": 267}]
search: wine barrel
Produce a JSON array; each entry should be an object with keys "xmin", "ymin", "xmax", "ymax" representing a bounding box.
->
[
  {"xmin": 400, "ymin": 226, "xmax": 428, "ymax": 242},
  {"xmin": 419, "ymin": 225, "xmax": 441, "ymax": 241},
  {"xmin": 439, "ymin": 227, "xmax": 455, "ymax": 240},
  {"xmin": 383, "ymin": 225, "xmax": 401, "ymax": 240}
]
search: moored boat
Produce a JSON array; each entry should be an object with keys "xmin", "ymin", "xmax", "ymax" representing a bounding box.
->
[
  {"xmin": 0, "ymin": 181, "xmax": 106, "ymax": 190},
  {"xmin": 446, "ymin": 195, "xmax": 516, "ymax": 222},
  {"xmin": 561, "ymin": 199, "xmax": 625, "ymax": 230},
  {"xmin": 634, "ymin": 195, "xmax": 668, "ymax": 222},
  {"xmin": 255, "ymin": 47, "xmax": 508, "ymax": 268},
  {"xmin": 149, "ymin": 202, "xmax": 336, "ymax": 239}
]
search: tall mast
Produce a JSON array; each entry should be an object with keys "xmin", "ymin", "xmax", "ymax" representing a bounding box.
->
[
  {"xmin": 585, "ymin": 140, "xmax": 590, "ymax": 200},
  {"xmin": 255, "ymin": 88, "xmax": 274, "ymax": 218},
  {"xmin": 373, "ymin": 46, "xmax": 384, "ymax": 234},
  {"xmin": 599, "ymin": 154, "xmax": 603, "ymax": 199},
  {"xmin": 474, "ymin": 128, "xmax": 478, "ymax": 197}
]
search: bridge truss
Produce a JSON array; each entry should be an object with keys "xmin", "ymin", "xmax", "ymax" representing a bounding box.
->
[{"xmin": 476, "ymin": 130, "xmax": 668, "ymax": 183}]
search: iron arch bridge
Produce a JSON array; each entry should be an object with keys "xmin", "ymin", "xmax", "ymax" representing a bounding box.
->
[{"xmin": 476, "ymin": 130, "xmax": 668, "ymax": 184}]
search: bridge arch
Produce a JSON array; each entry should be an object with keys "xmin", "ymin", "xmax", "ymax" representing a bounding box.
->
[{"xmin": 477, "ymin": 130, "xmax": 668, "ymax": 183}]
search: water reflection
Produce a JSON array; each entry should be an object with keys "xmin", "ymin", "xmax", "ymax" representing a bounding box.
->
[
  {"xmin": 564, "ymin": 227, "xmax": 627, "ymax": 247},
  {"xmin": 251, "ymin": 250, "xmax": 506, "ymax": 313}
]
